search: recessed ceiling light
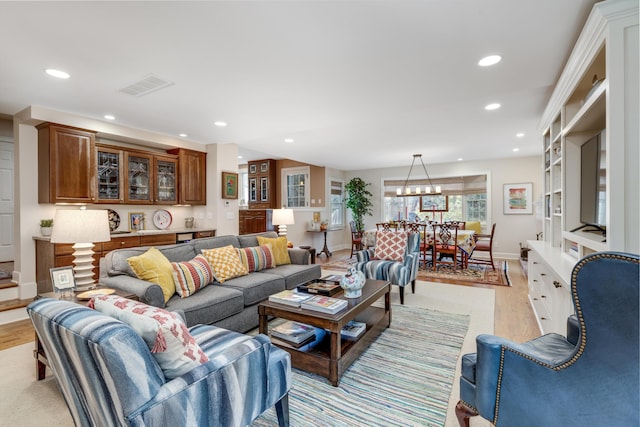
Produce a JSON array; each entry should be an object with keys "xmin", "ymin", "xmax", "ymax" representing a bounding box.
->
[
  {"xmin": 214, "ymin": 121, "xmax": 227, "ymax": 127},
  {"xmin": 179, "ymin": 133, "xmax": 188, "ymax": 138},
  {"xmin": 513, "ymin": 148, "xmax": 520, "ymax": 152},
  {"xmin": 284, "ymin": 138, "xmax": 294, "ymax": 143},
  {"xmin": 104, "ymin": 114, "xmax": 115, "ymax": 120},
  {"xmin": 485, "ymin": 103, "xmax": 501, "ymax": 111},
  {"xmin": 237, "ymin": 155, "xmax": 243, "ymax": 159},
  {"xmin": 516, "ymin": 133, "xmax": 525, "ymax": 138},
  {"xmin": 478, "ymin": 55, "xmax": 502, "ymax": 67},
  {"xmin": 45, "ymin": 68, "xmax": 70, "ymax": 79},
  {"xmin": 457, "ymin": 158, "xmax": 463, "ymax": 161}
]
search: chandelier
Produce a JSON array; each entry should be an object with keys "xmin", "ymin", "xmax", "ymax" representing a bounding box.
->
[{"xmin": 396, "ymin": 154, "xmax": 442, "ymax": 196}]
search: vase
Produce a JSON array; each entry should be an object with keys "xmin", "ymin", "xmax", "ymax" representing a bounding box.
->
[
  {"xmin": 41, "ymin": 227, "xmax": 52, "ymax": 237},
  {"xmin": 340, "ymin": 267, "xmax": 365, "ymax": 298}
]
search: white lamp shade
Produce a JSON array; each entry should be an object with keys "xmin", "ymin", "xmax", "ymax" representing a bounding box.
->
[
  {"xmin": 272, "ymin": 208, "xmax": 295, "ymax": 226},
  {"xmin": 50, "ymin": 209, "xmax": 111, "ymax": 244}
]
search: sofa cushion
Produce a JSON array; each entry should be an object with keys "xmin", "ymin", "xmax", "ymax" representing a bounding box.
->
[
  {"xmin": 219, "ymin": 272, "xmax": 285, "ymax": 306},
  {"xmin": 171, "ymin": 255, "xmax": 214, "ymax": 298},
  {"xmin": 259, "ymin": 263, "xmax": 322, "ymax": 290},
  {"xmin": 90, "ymin": 295, "xmax": 208, "ymax": 380},
  {"xmin": 191, "ymin": 235, "xmax": 241, "ymax": 253},
  {"xmin": 127, "ymin": 247, "xmax": 176, "ymax": 303},
  {"xmin": 374, "ymin": 230, "xmax": 408, "ymax": 262},
  {"xmin": 236, "ymin": 245, "xmax": 275, "ymax": 272},
  {"xmin": 201, "ymin": 245, "xmax": 248, "ymax": 283},
  {"xmin": 237, "ymin": 231, "xmax": 279, "ymax": 248},
  {"xmin": 256, "ymin": 236, "xmax": 291, "ymax": 266},
  {"xmin": 165, "ymin": 285, "xmax": 244, "ymax": 326}
]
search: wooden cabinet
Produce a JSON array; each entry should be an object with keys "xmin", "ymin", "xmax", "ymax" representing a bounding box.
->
[
  {"xmin": 248, "ymin": 159, "xmax": 276, "ymax": 209},
  {"xmin": 154, "ymin": 154, "xmax": 178, "ymax": 204},
  {"xmin": 96, "ymin": 144, "xmax": 124, "ymax": 203},
  {"xmin": 168, "ymin": 148, "xmax": 207, "ymax": 205},
  {"xmin": 124, "ymin": 151, "xmax": 154, "ymax": 204},
  {"xmin": 38, "ymin": 123, "xmax": 96, "ymax": 203},
  {"xmin": 239, "ymin": 209, "xmax": 273, "ymax": 235}
]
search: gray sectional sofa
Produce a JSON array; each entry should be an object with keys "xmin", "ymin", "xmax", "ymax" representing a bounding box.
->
[{"xmin": 99, "ymin": 231, "xmax": 321, "ymax": 332}]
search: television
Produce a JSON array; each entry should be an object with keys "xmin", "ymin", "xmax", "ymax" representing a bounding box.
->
[{"xmin": 577, "ymin": 130, "xmax": 606, "ymax": 234}]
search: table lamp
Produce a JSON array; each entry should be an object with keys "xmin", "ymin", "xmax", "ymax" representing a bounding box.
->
[
  {"xmin": 50, "ymin": 208, "xmax": 111, "ymax": 289},
  {"xmin": 272, "ymin": 208, "xmax": 295, "ymax": 237}
]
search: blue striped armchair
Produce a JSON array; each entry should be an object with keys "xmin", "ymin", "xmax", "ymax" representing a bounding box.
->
[
  {"xmin": 353, "ymin": 230, "xmax": 421, "ymax": 304},
  {"xmin": 27, "ymin": 298, "xmax": 291, "ymax": 427}
]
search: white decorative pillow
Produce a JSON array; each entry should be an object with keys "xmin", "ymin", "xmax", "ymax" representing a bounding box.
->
[
  {"xmin": 374, "ymin": 230, "xmax": 408, "ymax": 262},
  {"xmin": 90, "ymin": 295, "xmax": 208, "ymax": 379}
]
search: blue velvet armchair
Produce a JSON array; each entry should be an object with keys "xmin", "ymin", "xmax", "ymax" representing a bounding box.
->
[
  {"xmin": 27, "ymin": 298, "xmax": 291, "ymax": 427},
  {"xmin": 456, "ymin": 251, "xmax": 639, "ymax": 427},
  {"xmin": 353, "ymin": 230, "xmax": 421, "ymax": 304}
]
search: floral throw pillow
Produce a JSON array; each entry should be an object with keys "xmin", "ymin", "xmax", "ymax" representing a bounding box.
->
[
  {"xmin": 374, "ymin": 230, "xmax": 408, "ymax": 262},
  {"xmin": 90, "ymin": 295, "xmax": 209, "ymax": 379}
]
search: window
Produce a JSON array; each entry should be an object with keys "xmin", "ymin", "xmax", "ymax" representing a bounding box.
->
[
  {"xmin": 281, "ymin": 166, "xmax": 310, "ymax": 208},
  {"xmin": 382, "ymin": 174, "xmax": 488, "ymax": 227},
  {"xmin": 329, "ymin": 179, "xmax": 344, "ymax": 228}
]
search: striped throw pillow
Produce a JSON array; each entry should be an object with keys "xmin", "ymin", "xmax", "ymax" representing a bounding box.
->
[
  {"xmin": 237, "ymin": 245, "xmax": 275, "ymax": 272},
  {"xmin": 171, "ymin": 255, "xmax": 214, "ymax": 298}
]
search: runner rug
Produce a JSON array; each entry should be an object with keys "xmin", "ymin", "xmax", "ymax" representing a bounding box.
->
[
  {"xmin": 322, "ymin": 257, "xmax": 511, "ymax": 286},
  {"xmin": 252, "ymin": 305, "xmax": 469, "ymax": 427}
]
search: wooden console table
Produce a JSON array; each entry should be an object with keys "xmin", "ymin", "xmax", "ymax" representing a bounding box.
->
[{"xmin": 306, "ymin": 229, "xmax": 332, "ymax": 258}]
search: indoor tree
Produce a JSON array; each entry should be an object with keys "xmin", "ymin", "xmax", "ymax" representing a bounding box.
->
[{"xmin": 345, "ymin": 177, "xmax": 373, "ymax": 233}]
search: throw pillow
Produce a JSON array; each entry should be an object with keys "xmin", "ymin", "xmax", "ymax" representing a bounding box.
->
[
  {"xmin": 256, "ymin": 236, "xmax": 291, "ymax": 266},
  {"xmin": 201, "ymin": 245, "xmax": 248, "ymax": 283},
  {"xmin": 374, "ymin": 230, "xmax": 408, "ymax": 262},
  {"xmin": 236, "ymin": 245, "xmax": 275, "ymax": 272},
  {"xmin": 171, "ymin": 255, "xmax": 214, "ymax": 298},
  {"xmin": 90, "ymin": 295, "xmax": 209, "ymax": 379},
  {"xmin": 127, "ymin": 247, "xmax": 175, "ymax": 304}
]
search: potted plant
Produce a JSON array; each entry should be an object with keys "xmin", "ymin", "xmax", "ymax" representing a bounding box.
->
[
  {"xmin": 40, "ymin": 219, "xmax": 54, "ymax": 236},
  {"xmin": 345, "ymin": 177, "xmax": 373, "ymax": 233}
]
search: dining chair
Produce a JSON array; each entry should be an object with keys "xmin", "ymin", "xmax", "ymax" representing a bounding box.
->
[
  {"xmin": 445, "ymin": 220, "xmax": 466, "ymax": 230},
  {"xmin": 376, "ymin": 222, "xmax": 398, "ymax": 231},
  {"xmin": 405, "ymin": 222, "xmax": 429, "ymax": 269},
  {"xmin": 433, "ymin": 222, "xmax": 463, "ymax": 270},
  {"xmin": 468, "ymin": 223, "xmax": 496, "ymax": 270},
  {"xmin": 349, "ymin": 220, "xmax": 364, "ymax": 258}
]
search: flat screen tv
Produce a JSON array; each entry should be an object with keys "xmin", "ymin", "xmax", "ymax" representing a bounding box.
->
[{"xmin": 577, "ymin": 130, "xmax": 606, "ymax": 234}]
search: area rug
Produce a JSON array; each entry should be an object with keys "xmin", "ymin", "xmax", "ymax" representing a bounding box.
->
[
  {"xmin": 322, "ymin": 257, "xmax": 511, "ymax": 287},
  {"xmin": 252, "ymin": 305, "xmax": 470, "ymax": 427}
]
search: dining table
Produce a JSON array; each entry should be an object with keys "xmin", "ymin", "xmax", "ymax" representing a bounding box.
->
[{"xmin": 363, "ymin": 228, "xmax": 477, "ymax": 269}]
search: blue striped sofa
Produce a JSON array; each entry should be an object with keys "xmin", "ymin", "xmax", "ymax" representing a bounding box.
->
[
  {"xmin": 353, "ymin": 231, "xmax": 421, "ymax": 304},
  {"xmin": 27, "ymin": 298, "xmax": 291, "ymax": 427}
]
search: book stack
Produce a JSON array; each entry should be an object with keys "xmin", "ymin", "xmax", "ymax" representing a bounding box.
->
[
  {"xmin": 341, "ymin": 320, "xmax": 366, "ymax": 341},
  {"xmin": 270, "ymin": 321, "xmax": 317, "ymax": 348},
  {"xmin": 301, "ymin": 295, "xmax": 348, "ymax": 314},
  {"xmin": 297, "ymin": 280, "xmax": 342, "ymax": 296},
  {"xmin": 268, "ymin": 290, "xmax": 314, "ymax": 307},
  {"xmin": 320, "ymin": 274, "xmax": 343, "ymax": 284}
]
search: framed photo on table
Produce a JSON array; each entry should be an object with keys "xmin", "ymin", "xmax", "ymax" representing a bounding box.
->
[
  {"xmin": 129, "ymin": 212, "xmax": 145, "ymax": 231},
  {"xmin": 503, "ymin": 183, "xmax": 533, "ymax": 214},
  {"xmin": 221, "ymin": 171, "xmax": 238, "ymax": 199},
  {"xmin": 50, "ymin": 266, "xmax": 76, "ymax": 293}
]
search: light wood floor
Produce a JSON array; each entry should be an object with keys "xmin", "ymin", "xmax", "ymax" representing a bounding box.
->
[{"xmin": 0, "ymin": 250, "xmax": 540, "ymax": 351}]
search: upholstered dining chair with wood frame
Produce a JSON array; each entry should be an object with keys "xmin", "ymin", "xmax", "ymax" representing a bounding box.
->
[
  {"xmin": 376, "ymin": 222, "xmax": 398, "ymax": 231},
  {"xmin": 455, "ymin": 252, "xmax": 639, "ymax": 427},
  {"xmin": 468, "ymin": 223, "xmax": 496, "ymax": 270},
  {"xmin": 404, "ymin": 222, "xmax": 430, "ymax": 269},
  {"xmin": 349, "ymin": 220, "xmax": 363, "ymax": 258},
  {"xmin": 353, "ymin": 230, "xmax": 421, "ymax": 304},
  {"xmin": 432, "ymin": 222, "xmax": 464, "ymax": 270}
]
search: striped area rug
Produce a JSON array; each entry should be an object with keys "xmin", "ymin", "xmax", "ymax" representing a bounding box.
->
[{"xmin": 252, "ymin": 305, "xmax": 469, "ymax": 427}]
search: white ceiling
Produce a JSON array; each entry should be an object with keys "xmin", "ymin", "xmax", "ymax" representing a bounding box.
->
[{"xmin": 0, "ymin": 1, "xmax": 598, "ymax": 171}]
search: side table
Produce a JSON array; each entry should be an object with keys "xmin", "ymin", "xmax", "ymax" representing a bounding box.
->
[
  {"xmin": 306, "ymin": 229, "xmax": 332, "ymax": 258},
  {"xmin": 33, "ymin": 286, "xmax": 139, "ymax": 380}
]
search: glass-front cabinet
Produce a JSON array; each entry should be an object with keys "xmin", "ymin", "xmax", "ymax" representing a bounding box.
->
[
  {"xmin": 125, "ymin": 151, "xmax": 154, "ymax": 204},
  {"xmin": 155, "ymin": 154, "xmax": 178, "ymax": 204},
  {"xmin": 96, "ymin": 145, "xmax": 123, "ymax": 203}
]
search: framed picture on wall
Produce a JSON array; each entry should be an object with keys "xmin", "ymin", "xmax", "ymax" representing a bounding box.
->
[
  {"xmin": 222, "ymin": 171, "xmax": 238, "ymax": 199},
  {"xmin": 129, "ymin": 212, "xmax": 145, "ymax": 231},
  {"xmin": 50, "ymin": 266, "xmax": 76, "ymax": 293},
  {"xmin": 503, "ymin": 183, "xmax": 533, "ymax": 214},
  {"xmin": 420, "ymin": 195, "xmax": 448, "ymax": 212}
]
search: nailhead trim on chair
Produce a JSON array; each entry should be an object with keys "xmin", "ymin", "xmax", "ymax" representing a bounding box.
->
[{"xmin": 491, "ymin": 252, "xmax": 639, "ymax": 425}]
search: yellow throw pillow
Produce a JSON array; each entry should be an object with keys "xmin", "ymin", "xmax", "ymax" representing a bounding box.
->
[
  {"xmin": 466, "ymin": 221, "xmax": 482, "ymax": 234},
  {"xmin": 201, "ymin": 245, "xmax": 248, "ymax": 283},
  {"xmin": 127, "ymin": 247, "xmax": 175, "ymax": 304},
  {"xmin": 256, "ymin": 236, "xmax": 291, "ymax": 266}
]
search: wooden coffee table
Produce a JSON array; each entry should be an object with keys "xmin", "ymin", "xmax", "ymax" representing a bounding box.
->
[{"xmin": 258, "ymin": 279, "xmax": 391, "ymax": 386}]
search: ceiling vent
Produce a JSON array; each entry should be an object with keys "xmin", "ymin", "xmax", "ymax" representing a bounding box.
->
[{"xmin": 119, "ymin": 74, "xmax": 174, "ymax": 97}]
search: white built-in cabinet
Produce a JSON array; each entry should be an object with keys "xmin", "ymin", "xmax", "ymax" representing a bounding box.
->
[{"xmin": 530, "ymin": 0, "xmax": 638, "ymax": 334}]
